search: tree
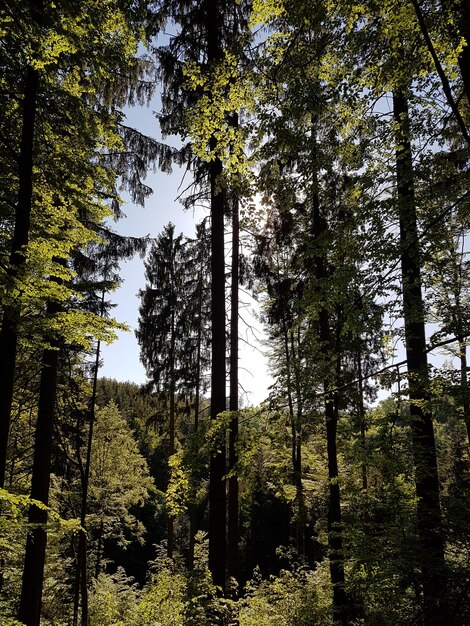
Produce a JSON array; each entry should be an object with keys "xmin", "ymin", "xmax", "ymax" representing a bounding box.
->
[
  {"xmin": 392, "ymin": 84, "xmax": 447, "ymax": 626},
  {"xmin": 137, "ymin": 222, "xmax": 211, "ymax": 559},
  {"xmin": 0, "ymin": 1, "xmax": 157, "ymax": 622},
  {"xmin": 86, "ymin": 402, "xmax": 154, "ymax": 569}
]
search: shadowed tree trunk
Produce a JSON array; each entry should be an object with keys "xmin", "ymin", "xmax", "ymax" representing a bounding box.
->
[
  {"xmin": 393, "ymin": 89, "xmax": 448, "ymax": 625},
  {"xmin": 73, "ymin": 292, "xmax": 105, "ymax": 626},
  {"xmin": 310, "ymin": 131, "xmax": 348, "ymax": 625},
  {"xmin": 17, "ymin": 306, "xmax": 60, "ymax": 626},
  {"xmin": 207, "ymin": 0, "xmax": 227, "ymax": 591},
  {"xmin": 289, "ymin": 327, "xmax": 306, "ymax": 558},
  {"xmin": 457, "ymin": 336, "xmax": 470, "ymax": 453},
  {"xmin": 0, "ymin": 47, "xmax": 41, "ymax": 487},
  {"xmin": 167, "ymin": 285, "xmax": 176, "ymax": 559},
  {"xmin": 357, "ymin": 350, "xmax": 369, "ymax": 524},
  {"xmin": 189, "ymin": 232, "xmax": 206, "ymax": 569},
  {"xmin": 228, "ymin": 188, "xmax": 239, "ymax": 588}
]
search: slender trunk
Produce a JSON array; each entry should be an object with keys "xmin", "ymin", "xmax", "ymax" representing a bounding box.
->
[
  {"xmin": 289, "ymin": 330, "xmax": 305, "ymax": 557},
  {"xmin": 194, "ymin": 262, "xmax": 203, "ymax": 435},
  {"xmin": 228, "ymin": 191, "xmax": 239, "ymax": 588},
  {"xmin": 457, "ymin": 337, "xmax": 470, "ymax": 453},
  {"xmin": 282, "ymin": 323, "xmax": 301, "ymax": 549},
  {"xmin": 320, "ymin": 324, "xmax": 347, "ymax": 626},
  {"xmin": 167, "ymin": 302, "xmax": 176, "ymax": 559},
  {"xmin": 393, "ymin": 90, "xmax": 447, "ymax": 624},
  {"xmin": 207, "ymin": 0, "xmax": 226, "ymax": 590},
  {"xmin": 189, "ymin": 243, "xmax": 205, "ymax": 569},
  {"xmin": 0, "ymin": 62, "xmax": 39, "ymax": 488},
  {"xmin": 18, "ymin": 332, "xmax": 60, "ymax": 626},
  {"xmin": 73, "ymin": 293, "xmax": 105, "ymax": 626},
  {"xmin": 310, "ymin": 132, "xmax": 348, "ymax": 625},
  {"xmin": 357, "ymin": 351, "xmax": 368, "ymax": 524},
  {"xmin": 208, "ymin": 146, "xmax": 227, "ymax": 589}
]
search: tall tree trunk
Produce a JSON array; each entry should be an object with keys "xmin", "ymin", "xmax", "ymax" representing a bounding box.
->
[
  {"xmin": 73, "ymin": 294, "xmax": 104, "ymax": 626},
  {"xmin": 0, "ymin": 61, "xmax": 39, "ymax": 488},
  {"xmin": 207, "ymin": 0, "xmax": 227, "ymax": 590},
  {"xmin": 310, "ymin": 133, "xmax": 348, "ymax": 625},
  {"xmin": 393, "ymin": 90, "xmax": 448, "ymax": 625},
  {"xmin": 189, "ymin": 236, "xmax": 206, "ymax": 569},
  {"xmin": 458, "ymin": 337, "xmax": 470, "ymax": 453},
  {"xmin": 357, "ymin": 351, "xmax": 368, "ymax": 524},
  {"xmin": 17, "ymin": 324, "xmax": 60, "ymax": 626},
  {"xmin": 167, "ymin": 300, "xmax": 176, "ymax": 559},
  {"xmin": 228, "ymin": 190, "xmax": 239, "ymax": 588},
  {"xmin": 281, "ymin": 321, "xmax": 303, "ymax": 552},
  {"xmin": 289, "ymin": 328, "xmax": 305, "ymax": 558}
]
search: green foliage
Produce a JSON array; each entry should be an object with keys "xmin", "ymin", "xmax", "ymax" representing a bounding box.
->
[
  {"xmin": 135, "ymin": 564, "xmax": 186, "ymax": 626},
  {"xmin": 0, "ymin": 488, "xmax": 81, "ymax": 537},
  {"xmin": 87, "ymin": 402, "xmax": 155, "ymax": 546},
  {"xmin": 166, "ymin": 449, "xmax": 190, "ymax": 517},
  {"xmin": 239, "ymin": 565, "xmax": 331, "ymax": 626},
  {"xmin": 182, "ymin": 51, "xmax": 254, "ymax": 175},
  {"xmin": 89, "ymin": 569, "xmax": 139, "ymax": 626},
  {"xmin": 88, "ymin": 534, "xmax": 236, "ymax": 626}
]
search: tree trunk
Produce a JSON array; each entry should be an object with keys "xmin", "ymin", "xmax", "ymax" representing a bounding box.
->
[
  {"xmin": 167, "ymin": 300, "xmax": 176, "ymax": 559},
  {"xmin": 320, "ymin": 318, "xmax": 348, "ymax": 626},
  {"xmin": 0, "ymin": 61, "xmax": 39, "ymax": 488},
  {"xmin": 73, "ymin": 292, "xmax": 105, "ymax": 626},
  {"xmin": 228, "ymin": 190, "xmax": 239, "ymax": 588},
  {"xmin": 189, "ymin": 239, "xmax": 205, "ymax": 569},
  {"xmin": 310, "ymin": 132, "xmax": 348, "ymax": 625},
  {"xmin": 281, "ymin": 322, "xmax": 303, "ymax": 553},
  {"xmin": 207, "ymin": 0, "xmax": 227, "ymax": 591},
  {"xmin": 208, "ymin": 147, "xmax": 227, "ymax": 589},
  {"xmin": 17, "ymin": 337, "xmax": 60, "ymax": 626},
  {"xmin": 457, "ymin": 336, "xmax": 470, "ymax": 455},
  {"xmin": 393, "ymin": 90, "xmax": 448, "ymax": 625},
  {"xmin": 289, "ymin": 328, "xmax": 305, "ymax": 558},
  {"xmin": 357, "ymin": 351, "xmax": 369, "ymax": 524}
]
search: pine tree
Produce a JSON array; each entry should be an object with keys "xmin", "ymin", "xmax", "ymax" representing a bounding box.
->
[{"xmin": 137, "ymin": 222, "xmax": 211, "ymax": 559}]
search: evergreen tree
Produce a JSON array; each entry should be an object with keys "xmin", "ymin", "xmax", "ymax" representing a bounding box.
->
[{"xmin": 137, "ymin": 222, "xmax": 210, "ymax": 559}]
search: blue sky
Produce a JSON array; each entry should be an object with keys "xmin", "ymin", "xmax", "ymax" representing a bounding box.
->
[{"xmin": 99, "ymin": 97, "xmax": 273, "ymax": 406}]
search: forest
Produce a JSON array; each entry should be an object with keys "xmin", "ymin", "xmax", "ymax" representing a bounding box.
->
[{"xmin": 0, "ymin": 0, "xmax": 469, "ymax": 625}]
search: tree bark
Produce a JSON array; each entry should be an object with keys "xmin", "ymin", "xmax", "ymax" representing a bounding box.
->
[
  {"xmin": 228, "ymin": 190, "xmax": 239, "ymax": 588},
  {"xmin": 457, "ymin": 336, "xmax": 470, "ymax": 455},
  {"xmin": 393, "ymin": 90, "xmax": 448, "ymax": 625},
  {"xmin": 310, "ymin": 132, "xmax": 348, "ymax": 625},
  {"xmin": 167, "ymin": 279, "xmax": 176, "ymax": 559},
  {"xmin": 208, "ymin": 146, "xmax": 227, "ymax": 589},
  {"xmin": 0, "ymin": 61, "xmax": 39, "ymax": 488},
  {"xmin": 207, "ymin": 0, "xmax": 227, "ymax": 591},
  {"xmin": 17, "ymin": 334, "xmax": 60, "ymax": 626},
  {"xmin": 189, "ymin": 234, "xmax": 206, "ymax": 569},
  {"xmin": 289, "ymin": 328, "xmax": 305, "ymax": 558},
  {"xmin": 73, "ymin": 293, "xmax": 104, "ymax": 626},
  {"xmin": 357, "ymin": 351, "xmax": 369, "ymax": 524}
]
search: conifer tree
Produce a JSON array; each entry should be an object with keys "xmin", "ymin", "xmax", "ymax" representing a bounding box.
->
[{"xmin": 137, "ymin": 222, "xmax": 211, "ymax": 559}]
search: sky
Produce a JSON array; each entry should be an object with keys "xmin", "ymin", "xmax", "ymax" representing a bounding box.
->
[
  {"xmin": 99, "ymin": 97, "xmax": 273, "ymax": 407},
  {"xmin": 97, "ymin": 74, "xmax": 463, "ymax": 411}
]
